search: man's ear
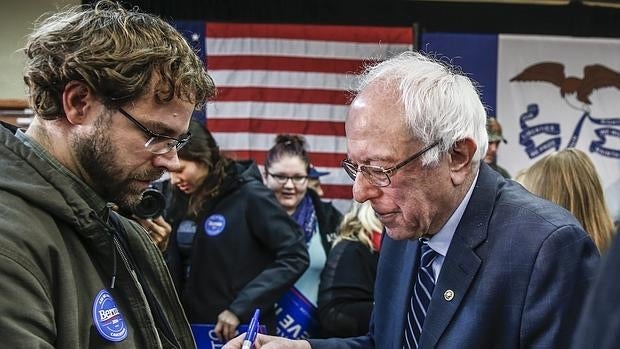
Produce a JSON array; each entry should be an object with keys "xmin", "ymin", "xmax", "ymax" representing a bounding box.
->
[
  {"xmin": 449, "ymin": 138, "xmax": 477, "ymax": 186},
  {"xmin": 62, "ymin": 81, "xmax": 92, "ymax": 125}
]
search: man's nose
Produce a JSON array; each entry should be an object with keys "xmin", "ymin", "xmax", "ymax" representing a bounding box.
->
[
  {"xmin": 352, "ymin": 173, "xmax": 381, "ymax": 203},
  {"xmin": 153, "ymin": 149, "xmax": 181, "ymax": 173}
]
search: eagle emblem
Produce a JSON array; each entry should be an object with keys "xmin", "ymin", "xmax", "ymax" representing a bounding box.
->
[{"xmin": 510, "ymin": 62, "xmax": 620, "ymax": 105}]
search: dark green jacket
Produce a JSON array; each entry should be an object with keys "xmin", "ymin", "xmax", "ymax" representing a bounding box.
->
[{"xmin": 0, "ymin": 123, "xmax": 195, "ymax": 348}]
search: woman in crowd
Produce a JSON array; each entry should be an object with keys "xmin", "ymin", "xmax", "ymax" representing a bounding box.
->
[
  {"xmin": 517, "ymin": 148, "xmax": 615, "ymax": 253},
  {"xmin": 264, "ymin": 134, "xmax": 343, "ymax": 339},
  {"xmin": 164, "ymin": 121, "xmax": 309, "ymax": 341},
  {"xmin": 318, "ymin": 201, "xmax": 383, "ymax": 338}
]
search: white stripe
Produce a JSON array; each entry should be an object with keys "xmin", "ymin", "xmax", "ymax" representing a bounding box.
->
[
  {"xmin": 212, "ymin": 132, "xmax": 347, "ymax": 153},
  {"xmin": 414, "ymin": 287, "xmax": 429, "ymax": 317},
  {"xmin": 210, "ymin": 70, "xmax": 360, "ymax": 90},
  {"xmin": 207, "ymin": 101, "xmax": 349, "ymax": 122},
  {"xmin": 207, "ymin": 37, "xmax": 412, "ymax": 60}
]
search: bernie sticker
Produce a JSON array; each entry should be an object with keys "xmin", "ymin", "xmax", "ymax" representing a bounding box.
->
[
  {"xmin": 92, "ymin": 289, "xmax": 128, "ymax": 342},
  {"xmin": 204, "ymin": 214, "xmax": 226, "ymax": 236}
]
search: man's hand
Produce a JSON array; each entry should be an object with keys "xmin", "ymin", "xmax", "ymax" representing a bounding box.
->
[
  {"xmin": 223, "ymin": 333, "xmax": 311, "ymax": 349},
  {"xmin": 215, "ymin": 309, "xmax": 241, "ymax": 342},
  {"xmin": 137, "ymin": 216, "xmax": 172, "ymax": 251}
]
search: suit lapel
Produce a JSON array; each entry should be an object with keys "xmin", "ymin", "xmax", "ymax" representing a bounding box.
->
[{"xmin": 419, "ymin": 164, "xmax": 499, "ymax": 348}]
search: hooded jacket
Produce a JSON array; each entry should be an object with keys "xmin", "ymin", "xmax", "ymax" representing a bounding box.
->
[
  {"xmin": 0, "ymin": 122, "xmax": 195, "ymax": 348},
  {"xmin": 165, "ymin": 160, "xmax": 309, "ymax": 333}
]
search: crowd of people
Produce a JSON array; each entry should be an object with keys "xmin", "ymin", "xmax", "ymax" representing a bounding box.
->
[{"xmin": 0, "ymin": 1, "xmax": 617, "ymax": 349}]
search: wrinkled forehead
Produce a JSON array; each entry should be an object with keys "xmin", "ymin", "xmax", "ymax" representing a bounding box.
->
[{"xmin": 345, "ymin": 91, "xmax": 414, "ymax": 162}]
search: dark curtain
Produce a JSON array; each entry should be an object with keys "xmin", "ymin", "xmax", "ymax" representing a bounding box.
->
[{"xmin": 85, "ymin": 0, "xmax": 620, "ymax": 38}]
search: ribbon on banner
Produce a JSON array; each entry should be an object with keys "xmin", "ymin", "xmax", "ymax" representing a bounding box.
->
[
  {"xmin": 591, "ymin": 127, "xmax": 620, "ymax": 158},
  {"xmin": 518, "ymin": 104, "xmax": 561, "ymax": 158}
]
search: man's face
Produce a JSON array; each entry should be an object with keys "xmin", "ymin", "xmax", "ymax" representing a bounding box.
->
[
  {"xmin": 485, "ymin": 140, "xmax": 500, "ymax": 164},
  {"xmin": 73, "ymin": 95, "xmax": 194, "ymax": 211},
  {"xmin": 345, "ymin": 85, "xmax": 456, "ymax": 241}
]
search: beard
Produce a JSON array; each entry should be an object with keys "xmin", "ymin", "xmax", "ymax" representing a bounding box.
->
[{"xmin": 72, "ymin": 111, "xmax": 164, "ymax": 212}]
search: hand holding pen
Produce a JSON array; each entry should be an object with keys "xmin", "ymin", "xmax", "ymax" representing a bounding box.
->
[{"xmin": 242, "ymin": 309, "xmax": 260, "ymax": 349}]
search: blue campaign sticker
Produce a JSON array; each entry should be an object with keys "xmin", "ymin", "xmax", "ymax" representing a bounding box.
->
[
  {"xmin": 204, "ymin": 214, "xmax": 226, "ymax": 236},
  {"xmin": 92, "ymin": 289, "xmax": 128, "ymax": 342}
]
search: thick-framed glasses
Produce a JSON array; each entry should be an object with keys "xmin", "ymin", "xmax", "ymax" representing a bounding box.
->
[
  {"xmin": 267, "ymin": 172, "xmax": 309, "ymax": 185},
  {"xmin": 341, "ymin": 141, "xmax": 440, "ymax": 187},
  {"xmin": 118, "ymin": 108, "xmax": 191, "ymax": 155}
]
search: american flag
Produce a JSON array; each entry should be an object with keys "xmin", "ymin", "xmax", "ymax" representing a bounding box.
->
[{"xmin": 174, "ymin": 21, "xmax": 414, "ymax": 212}]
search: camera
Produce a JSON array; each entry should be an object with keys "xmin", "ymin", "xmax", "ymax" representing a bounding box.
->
[{"xmin": 133, "ymin": 187, "xmax": 166, "ymax": 219}]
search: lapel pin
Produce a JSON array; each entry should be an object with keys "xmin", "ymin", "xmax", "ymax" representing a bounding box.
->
[{"xmin": 444, "ymin": 289, "xmax": 455, "ymax": 301}]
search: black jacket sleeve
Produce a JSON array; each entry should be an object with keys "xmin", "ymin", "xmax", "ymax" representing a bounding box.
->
[
  {"xmin": 228, "ymin": 181, "xmax": 309, "ymax": 320},
  {"xmin": 318, "ymin": 240, "xmax": 378, "ymax": 338}
]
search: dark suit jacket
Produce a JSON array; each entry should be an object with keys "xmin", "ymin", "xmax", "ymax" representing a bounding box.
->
[
  {"xmin": 309, "ymin": 163, "xmax": 599, "ymax": 349},
  {"xmin": 571, "ymin": 225, "xmax": 620, "ymax": 349}
]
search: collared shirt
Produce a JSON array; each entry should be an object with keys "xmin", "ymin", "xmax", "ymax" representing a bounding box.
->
[
  {"xmin": 15, "ymin": 129, "xmax": 108, "ymax": 217},
  {"xmin": 425, "ymin": 169, "xmax": 479, "ymax": 282}
]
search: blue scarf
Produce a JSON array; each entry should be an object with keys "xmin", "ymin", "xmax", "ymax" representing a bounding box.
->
[{"xmin": 292, "ymin": 194, "xmax": 317, "ymax": 245}]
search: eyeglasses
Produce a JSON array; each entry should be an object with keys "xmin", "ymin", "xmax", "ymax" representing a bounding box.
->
[
  {"xmin": 267, "ymin": 172, "xmax": 309, "ymax": 185},
  {"xmin": 341, "ymin": 141, "xmax": 440, "ymax": 187},
  {"xmin": 118, "ymin": 108, "xmax": 191, "ymax": 155}
]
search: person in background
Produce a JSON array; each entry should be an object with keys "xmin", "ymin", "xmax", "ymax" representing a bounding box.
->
[
  {"xmin": 516, "ymin": 148, "xmax": 615, "ymax": 253},
  {"xmin": 0, "ymin": 1, "xmax": 214, "ymax": 347},
  {"xmin": 224, "ymin": 51, "xmax": 598, "ymax": 349},
  {"xmin": 318, "ymin": 201, "xmax": 382, "ymax": 338},
  {"xmin": 485, "ymin": 117, "xmax": 511, "ymax": 178},
  {"xmin": 164, "ymin": 121, "xmax": 309, "ymax": 341},
  {"xmin": 308, "ymin": 166, "xmax": 330, "ymax": 198},
  {"xmin": 264, "ymin": 134, "xmax": 343, "ymax": 339}
]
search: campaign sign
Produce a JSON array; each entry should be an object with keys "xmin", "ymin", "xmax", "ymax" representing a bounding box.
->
[
  {"xmin": 275, "ymin": 287, "xmax": 318, "ymax": 339},
  {"xmin": 191, "ymin": 324, "xmax": 267, "ymax": 349}
]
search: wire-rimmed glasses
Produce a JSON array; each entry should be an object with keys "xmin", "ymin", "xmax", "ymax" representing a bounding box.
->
[
  {"xmin": 118, "ymin": 108, "xmax": 191, "ymax": 155},
  {"xmin": 341, "ymin": 141, "xmax": 440, "ymax": 187}
]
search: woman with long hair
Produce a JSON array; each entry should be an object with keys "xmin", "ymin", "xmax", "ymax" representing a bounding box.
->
[
  {"xmin": 164, "ymin": 121, "xmax": 309, "ymax": 341},
  {"xmin": 517, "ymin": 148, "xmax": 615, "ymax": 253}
]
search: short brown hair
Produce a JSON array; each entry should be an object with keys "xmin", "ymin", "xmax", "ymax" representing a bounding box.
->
[{"xmin": 23, "ymin": 0, "xmax": 215, "ymax": 119}]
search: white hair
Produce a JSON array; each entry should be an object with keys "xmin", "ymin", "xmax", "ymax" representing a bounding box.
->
[{"xmin": 356, "ymin": 51, "xmax": 489, "ymax": 166}]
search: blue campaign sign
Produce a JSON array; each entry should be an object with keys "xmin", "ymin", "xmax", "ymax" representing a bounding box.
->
[
  {"xmin": 191, "ymin": 324, "xmax": 267, "ymax": 349},
  {"xmin": 275, "ymin": 287, "xmax": 318, "ymax": 339}
]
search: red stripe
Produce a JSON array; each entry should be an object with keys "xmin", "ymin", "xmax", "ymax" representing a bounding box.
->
[
  {"xmin": 214, "ymin": 87, "xmax": 352, "ymax": 105},
  {"xmin": 322, "ymin": 184, "xmax": 353, "ymax": 199},
  {"xmin": 208, "ymin": 119, "xmax": 345, "ymax": 136},
  {"xmin": 221, "ymin": 150, "xmax": 346, "ymax": 168},
  {"xmin": 207, "ymin": 23, "xmax": 414, "ymax": 44},
  {"xmin": 208, "ymin": 56, "xmax": 370, "ymax": 74}
]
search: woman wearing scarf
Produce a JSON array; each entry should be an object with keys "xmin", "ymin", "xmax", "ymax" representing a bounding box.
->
[{"xmin": 264, "ymin": 135, "xmax": 343, "ymax": 339}]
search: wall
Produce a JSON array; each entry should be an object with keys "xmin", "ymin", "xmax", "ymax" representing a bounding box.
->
[{"xmin": 0, "ymin": 0, "xmax": 79, "ymax": 100}]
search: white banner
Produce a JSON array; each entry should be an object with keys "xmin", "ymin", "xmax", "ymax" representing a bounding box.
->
[{"xmin": 498, "ymin": 34, "xmax": 620, "ymax": 221}]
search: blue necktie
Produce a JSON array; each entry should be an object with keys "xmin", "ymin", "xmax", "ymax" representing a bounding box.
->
[{"xmin": 403, "ymin": 240, "xmax": 438, "ymax": 349}]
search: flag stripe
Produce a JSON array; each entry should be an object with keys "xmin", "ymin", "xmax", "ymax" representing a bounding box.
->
[
  {"xmin": 207, "ymin": 101, "xmax": 348, "ymax": 122},
  {"xmin": 219, "ymin": 149, "xmax": 346, "ymax": 169},
  {"xmin": 207, "ymin": 38, "xmax": 412, "ymax": 60},
  {"xmin": 212, "ymin": 132, "xmax": 347, "ymax": 153},
  {"xmin": 208, "ymin": 55, "xmax": 370, "ymax": 74},
  {"xmin": 210, "ymin": 70, "xmax": 359, "ymax": 90},
  {"xmin": 208, "ymin": 119, "xmax": 345, "ymax": 136},
  {"xmin": 207, "ymin": 23, "xmax": 413, "ymax": 44},
  {"xmin": 213, "ymin": 87, "xmax": 352, "ymax": 105}
]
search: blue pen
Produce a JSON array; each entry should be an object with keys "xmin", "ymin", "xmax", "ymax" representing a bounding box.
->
[{"xmin": 242, "ymin": 309, "xmax": 261, "ymax": 349}]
